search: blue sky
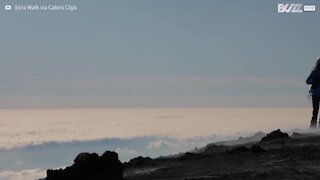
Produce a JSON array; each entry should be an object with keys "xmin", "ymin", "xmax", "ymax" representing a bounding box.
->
[{"xmin": 0, "ymin": 0, "xmax": 319, "ymax": 108}]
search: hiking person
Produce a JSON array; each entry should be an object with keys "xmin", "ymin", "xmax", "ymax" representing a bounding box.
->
[{"xmin": 306, "ymin": 57, "xmax": 320, "ymax": 128}]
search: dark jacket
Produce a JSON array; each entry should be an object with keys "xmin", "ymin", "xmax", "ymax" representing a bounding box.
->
[{"xmin": 307, "ymin": 70, "xmax": 320, "ymax": 96}]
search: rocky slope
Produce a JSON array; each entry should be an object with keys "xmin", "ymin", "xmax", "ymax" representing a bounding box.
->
[{"xmin": 46, "ymin": 129, "xmax": 320, "ymax": 180}]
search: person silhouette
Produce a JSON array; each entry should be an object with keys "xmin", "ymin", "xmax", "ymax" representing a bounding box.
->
[{"xmin": 306, "ymin": 57, "xmax": 320, "ymax": 128}]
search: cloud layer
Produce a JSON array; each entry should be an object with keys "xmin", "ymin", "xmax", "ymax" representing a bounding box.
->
[
  {"xmin": 0, "ymin": 108, "xmax": 308, "ymax": 150},
  {"xmin": 0, "ymin": 169, "xmax": 46, "ymax": 180},
  {"xmin": 148, "ymin": 140, "xmax": 179, "ymax": 149}
]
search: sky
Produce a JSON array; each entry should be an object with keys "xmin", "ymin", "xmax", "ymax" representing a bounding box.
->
[{"xmin": 0, "ymin": 0, "xmax": 319, "ymax": 108}]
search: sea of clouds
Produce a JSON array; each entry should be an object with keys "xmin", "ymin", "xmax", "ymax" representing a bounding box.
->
[{"xmin": 0, "ymin": 108, "xmax": 308, "ymax": 180}]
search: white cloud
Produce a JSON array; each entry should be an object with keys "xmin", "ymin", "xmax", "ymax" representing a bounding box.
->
[
  {"xmin": 148, "ymin": 140, "xmax": 179, "ymax": 149},
  {"xmin": 0, "ymin": 169, "xmax": 46, "ymax": 180},
  {"xmin": 115, "ymin": 148, "xmax": 139, "ymax": 155}
]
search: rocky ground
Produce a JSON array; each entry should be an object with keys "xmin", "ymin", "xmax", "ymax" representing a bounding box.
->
[
  {"xmin": 124, "ymin": 129, "xmax": 320, "ymax": 180},
  {"xmin": 45, "ymin": 129, "xmax": 320, "ymax": 180}
]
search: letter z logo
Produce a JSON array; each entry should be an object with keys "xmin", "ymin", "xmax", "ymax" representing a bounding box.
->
[{"xmin": 278, "ymin": 3, "xmax": 303, "ymax": 13}]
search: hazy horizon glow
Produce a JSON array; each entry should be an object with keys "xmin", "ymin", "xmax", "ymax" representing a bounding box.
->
[{"xmin": 0, "ymin": 108, "xmax": 309, "ymax": 150}]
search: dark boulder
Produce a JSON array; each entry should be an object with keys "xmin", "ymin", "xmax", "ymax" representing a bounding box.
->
[
  {"xmin": 46, "ymin": 151, "xmax": 123, "ymax": 180},
  {"xmin": 124, "ymin": 156, "xmax": 153, "ymax": 167},
  {"xmin": 261, "ymin": 129, "xmax": 289, "ymax": 142}
]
